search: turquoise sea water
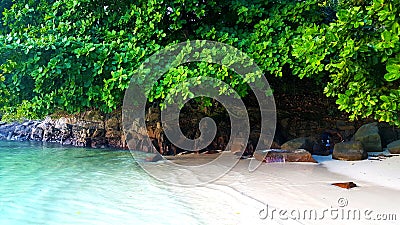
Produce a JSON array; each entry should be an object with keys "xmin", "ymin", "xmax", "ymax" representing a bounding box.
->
[{"xmin": 0, "ymin": 141, "xmax": 202, "ymax": 225}]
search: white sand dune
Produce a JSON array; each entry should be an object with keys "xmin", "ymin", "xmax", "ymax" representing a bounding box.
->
[{"xmin": 142, "ymin": 152, "xmax": 400, "ymax": 225}]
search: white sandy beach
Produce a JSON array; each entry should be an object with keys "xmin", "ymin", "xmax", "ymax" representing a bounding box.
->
[
  {"xmin": 141, "ymin": 152, "xmax": 400, "ymax": 225},
  {"xmin": 314, "ymin": 151, "xmax": 400, "ymax": 191}
]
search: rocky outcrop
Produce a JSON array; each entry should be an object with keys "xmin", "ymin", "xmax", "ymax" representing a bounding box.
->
[
  {"xmin": 332, "ymin": 141, "xmax": 367, "ymax": 161},
  {"xmin": 1, "ymin": 98, "xmax": 397, "ymax": 158},
  {"xmin": 387, "ymin": 140, "xmax": 400, "ymax": 154},
  {"xmin": 254, "ymin": 149, "xmax": 317, "ymax": 163},
  {"xmin": 0, "ymin": 112, "xmax": 126, "ymax": 149},
  {"xmin": 281, "ymin": 137, "xmax": 316, "ymax": 153},
  {"xmin": 354, "ymin": 122, "xmax": 382, "ymax": 152}
]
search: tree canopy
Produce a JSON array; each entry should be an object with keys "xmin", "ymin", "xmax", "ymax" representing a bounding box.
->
[{"xmin": 0, "ymin": 0, "xmax": 399, "ymax": 126}]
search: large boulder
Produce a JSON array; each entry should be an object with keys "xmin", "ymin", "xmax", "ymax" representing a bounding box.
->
[
  {"xmin": 387, "ymin": 140, "xmax": 400, "ymax": 154},
  {"xmin": 354, "ymin": 122, "xmax": 382, "ymax": 152},
  {"xmin": 254, "ymin": 149, "xmax": 317, "ymax": 163},
  {"xmin": 332, "ymin": 141, "xmax": 367, "ymax": 161},
  {"xmin": 281, "ymin": 137, "xmax": 316, "ymax": 153}
]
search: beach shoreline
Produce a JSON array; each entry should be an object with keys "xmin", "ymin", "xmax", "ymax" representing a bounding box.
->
[{"xmin": 150, "ymin": 152, "xmax": 400, "ymax": 225}]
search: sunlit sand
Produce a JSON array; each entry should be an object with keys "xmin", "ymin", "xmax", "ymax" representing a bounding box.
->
[{"xmin": 142, "ymin": 152, "xmax": 400, "ymax": 225}]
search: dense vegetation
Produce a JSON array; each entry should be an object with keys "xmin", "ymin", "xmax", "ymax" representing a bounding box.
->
[{"xmin": 0, "ymin": 0, "xmax": 399, "ymax": 126}]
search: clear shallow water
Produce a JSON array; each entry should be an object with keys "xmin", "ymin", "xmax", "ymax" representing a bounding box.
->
[{"xmin": 0, "ymin": 141, "xmax": 202, "ymax": 225}]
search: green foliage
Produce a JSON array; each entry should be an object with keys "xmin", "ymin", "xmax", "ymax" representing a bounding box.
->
[
  {"xmin": 0, "ymin": 0, "xmax": 169, "ymax": 115},
  {"xmin": 247, "ymin": 0, "xmax": 325, "ymax": 78},
  {"xmin": 1, "ymin": 100, "xmax": 41, "ymax": 122},
  {"xmin": 292, "ymin": 0, "xmax": 400, "ymax": 126},
  {"xmin": 0, "ymin": 0, "xmax": 399, "ymax": 126}
]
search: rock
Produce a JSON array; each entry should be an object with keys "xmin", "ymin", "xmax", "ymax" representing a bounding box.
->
[
  {"xmin": 0, "ymin": 123, "xmax": 17, "ymax": 139},
  {"xmin": 335, "ymin": 120, "xmax": 347, "ymax": 128},
  {"xmin": 42, "ymin": 125, "xmax": 55, "ymax": 142},
  {"xmin": 22, "ymin": 120, "xmax": 35, "ymax": 127},
  {"xmin": 332, "ymin": 141, "xmax": 367, "ymax": 161},
  {"xmin": 145, "ymin": 106, "xmax": 160, "ymax": 122},
  {"xmin": 337, "ymin": 125, "xmax": 355, "ymax": 131},
  {"xmin": 7, "ymin": 131, "xmax": 13, "ymax": 140},
  {"xmin": 92, "ymin": 128, "xmax": 105, "ymax": 138},
  {"xmin": 83, "ymin": 110, "xmax": 103, "ymax": 122},
  {"xmin": 270, "ymin": 141, "xmax": 281, "ymax": 149},
  {"xmin": 90, "ymin": 137, "xmax": 108, "ymax": 148},
  {"xmin": 254, "ymin": 149, "xmax": 317, "ymax": 163},
  {"xmin": 145, "ymin": 153, "xmax": 163, "ymax": 162},
  {"xmin": 230, "ymin": 137, "xmax": 246, "ymax": 153},
  {"xmin": 354, "ymin": 122, "xmax": 382, "ymax": 152},
  {"xmin": 378, "ymin": 123, "xmax": 399, "ymax": 147},
  {"xmin": 312, "ymin": 143, "xmax": 330, "ymax": 156},
  {"xmin": 387, "ymin": 140, "xmax": 400, "ymax": 154},
  {"xmin": 54, "ymin": 117, "xmax": 68, "ymax": 130},
  {"xmin": 13, "ymin": 125, "xmax": 26, "ymax": 136},
  {"xmin": 31, "ymin": 127, "xmax": 43, "ymax": 141},
  {"xmin": 62, "ymin": 139, "xmax": 72, "ymax": 145},
  {"xmin": 0, "ymin": 110, "xmax": 127, "ymax": 149},
  {"xmin": 332, "ymin": 182, "xmax": 357, "ymax": 189},
  {"xmin": 336, "ymin": 122, "xmax": 356, "ymax": 142},
  {"xmin": 280, "ymin": 118, "xmax": 290, "ymax": 130},
  {"xmin": 281, "ymin": 137, "xmax": 316, "ymax": 153},
  {"xmin": 275, "ymin": 120, "xmax": 289, "ymax": 144},
  {"xmin": 105, "ymin": 117, "xmax": 120, "ymax": 131},
  {"xmin": 59, "ymin": 124, "xmax": 72, "ymax": 141}
]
